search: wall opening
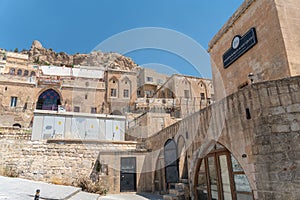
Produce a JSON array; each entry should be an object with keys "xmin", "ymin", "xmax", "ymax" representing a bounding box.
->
[
  {"xmin": 36, "ymin": 89, "xmax": 61, "ymax": 111},
  {"xmin": 194, "ymin": 143, "xmax": 253, "ymax": 200},
  {"xmin": 164, "ymin": 139, "xmax": 179, "ymax": 188}
]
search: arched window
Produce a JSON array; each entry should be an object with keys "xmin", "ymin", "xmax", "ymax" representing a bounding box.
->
[
  {"xmin": 111, "ymin": 110, "xmax": 122, "ymax": 115},
  {"xmin": 195, "ymin": 143, "xmax": 253, "ymax": 200},
  {"xmin": 24, "ymin": 70, "xmax": 29, "ymax": 76},
  {"xmin": 121, "ymin": 77, "xmax": 131, "ymax": 99},
  {"xmin": 30, "ymin": 71, "xmax": 36, "ymax": 77},
  {"xmin": 177, "ymin": 136, "xmax": 188, "ymax": 179},
  {"xmin": 17, "ymin": 69, "xmax": 22, "ymax": 76},
  {"xmin": 164, "ymin": 139, "xmax": 179, "ymax": 187},
  {"xmin": 9, "ymin": 68, "xmax": 15, "ymax": 75},
  {"xmin": 109, "ymin": 77, "xmax": 118, "ymax": 98},
  {"xmin": 36, "ymin": 89, "xmax": 61, "ymax": 111}
]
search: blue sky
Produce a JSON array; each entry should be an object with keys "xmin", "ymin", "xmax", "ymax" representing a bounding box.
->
[{"xmin": 0, "ymin": 0, "xmax": 243, "ymax": 78}]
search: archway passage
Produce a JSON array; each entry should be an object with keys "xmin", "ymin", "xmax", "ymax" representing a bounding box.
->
[
  {"xmin": 177, "ymin": 136, "xmax": 188, "ymax": 180},
  {"xmin": 111, "ymin": 110, "xmax": 122, "ymax": 115},
  {"xmin": 36, "ymin": 89, "xmax": 61, "ymax": 111},
  {"xmin": 164, "ymin": 139, "xmax": 179, "ymax": 187},
  {"xmin": 154, "ymin": 151, "xmax": 166, "ymax": 194},
  {"xmin": 195, "ymin": 143, "xmax": 253, "ymax": 200}
]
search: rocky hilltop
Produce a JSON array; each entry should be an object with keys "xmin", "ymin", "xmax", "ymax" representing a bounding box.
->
[{"xmin": 22, "ymin": 40, "xmax": 138, "ymax": 71}]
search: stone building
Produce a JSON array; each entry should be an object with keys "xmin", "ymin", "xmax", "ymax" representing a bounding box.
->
[
  {"xmin": 154, "ymin": 74, "xmax": 214, "ymax": 118},
  {"xmin": 137, "ymin": 68, "xmax": 168, "ymax": 98},
  {"xmin": 135, "ymin": 70, "xmax": 214, "ymax": 118},
  {"xmin": 209, "ymin": 0, "xmax": 300, "ymax": 101},
  {"xmin": 0, "ymin": 58, "xmax": 106, "ymax": 128},
  {"xmin": 144, "ymin": 0, "xmax": 300, "ymax": 199},
  {"xmin": 1, "ymin": 1, "xmax": 300, "ymax": 199},
  {"xmin": 106, "ymin": 68, "xmax": 138, "ymax": 115},
  {"xmin": 0, "ymin": 49, "xmax": 213, "ymax": 130}
]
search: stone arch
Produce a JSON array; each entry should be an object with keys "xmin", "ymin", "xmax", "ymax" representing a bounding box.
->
[
  {"xmin": 111, "ymin": 110, "xmax": 122, "ymax": 115},
  {"xmin": 17, "ymin": 69, "xmax": 22, "ymax": 76},
  {"xmin": 109, "ymin": 76, "xmax": 119, "ymax": 98},
  {"xmin": 193, "ymin": 142, "xmax": 254, "ymax": 200},
  {"xmin": 121, "ymin": 76, "xmax": 132, "ymax": 98},
  {"xmin": 12, "ymin": 123, "xmax": 21, "ymax": 128},
  {"xmin": 164, "ymin": 139, "xmax": 179, "ymax": 187},
  {"xmin": 177, "ymin": 135, "xmax": 188, "ymax": 179},
  {"xmin": 36, "ymin": 88, "xmax": 62, "ymax": 111},
  {"xmin": 9, "ymin": 68, "xmax": 15, "ymax": 75},
  {"xmin": 24, "ymin": 70, "xmax": 29, "ymax": 76},
  {"xmin": 30, "ymin": 71, "xmax": 36, "ymax": 77},
  {"xmin": 181, "ymin": 77, "xmax": 192, "ymax": 98},
  {"xmin": 153, "ymin": 150, "xmax": 166, "ymax": 194},
  {"xmin": 198, "ymin": 80, "xmax": 209, "ymax": 108}
]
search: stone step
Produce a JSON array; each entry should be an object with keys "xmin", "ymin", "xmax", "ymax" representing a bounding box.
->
[
  {"xmin": 174, "ymin": 182, "xmax": 190, "ymax": 200},
  {"xmin": 163, "ymin": 194, "xmax": 185, "ymax": 200},
  {"xmin": 179, "ymin": 179, "xmax": 189, "ymax": 184},
  {"xmin": 169, "ymin": 189, "xmax": 185, "ymax": 196}
]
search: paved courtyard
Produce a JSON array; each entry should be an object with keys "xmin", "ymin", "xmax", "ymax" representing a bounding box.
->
[
  {"xmin": 0, "ymin": 176, "xmax": 162, "ymax": 200},
  {"xmin": 99, "ymin": 193, "xmax": 163, "ymax": 200}
]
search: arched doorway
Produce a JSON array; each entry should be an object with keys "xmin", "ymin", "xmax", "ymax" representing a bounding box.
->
[
  {"xmin": 154, "ymin": 151, "xmax": 166, "ymax": 194},
  {"xmin": 164, "ymin": 139, "xmax": 179, "ymax": 188},
  {"xmin": 111, "ymin": 110, "xmax": 122, "ymax": 115},
  {"xmin": 194, "ymin": 143, "xmax": 254, "ymax": 200},
  {"xmin": 177, "ymin": 135, "xmax": 188, "ymax": 180},
  {"xmin": 36, "ymin": 89, "xmax": 61, "ymax": 111}
]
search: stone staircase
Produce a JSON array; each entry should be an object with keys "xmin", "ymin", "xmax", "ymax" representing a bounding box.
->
[{"xmin": 163, "ymin": 180, "xmax": 190, "ymax": 200}]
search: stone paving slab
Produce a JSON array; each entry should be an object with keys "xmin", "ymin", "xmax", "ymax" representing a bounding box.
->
[
  {"xmin": 99, "ymin": 193, "xmax": 163, "ymax": 200},
  {"xmin": 0, "ymin": 176, "xmax": 162, "ymax": 200},
  {"xmin": 68, "ymin": 191, "xmax": 100, "ymax": 200},
  {"xmin": 0, "ymin": 176, "xmax": 93, "ymax": 200}
]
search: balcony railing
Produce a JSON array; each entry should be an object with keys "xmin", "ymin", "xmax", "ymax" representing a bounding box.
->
[{"xmin": 0, "ymin": 74, "xmax": 36, "ymax": 84}]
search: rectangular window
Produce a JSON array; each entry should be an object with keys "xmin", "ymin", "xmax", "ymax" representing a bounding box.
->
[
  {"xmin": 146, "ymin": 76, "xmax": 153, "ymax": 82},
  {"xmin": 200, "ymin": 93, "xmax": 205, "ymax": 100},
  {"xmin": 145, "ymin": 90, "xmax": 152, "ymax": 98},
  {"xmin": 10, "ymin": 96, "xmax": 17, "ymax": 107},
  {"xmin": 207, "ymin": 98, "xmax": 211, "ymax": 104},
  {"xmin": 123, "ymin": 89, "xmax": 129, "ymax": 98},
  {"xmin": 137, "ymin": 90, "xmax": 141, "ymax": 97},
  {"xmin": 91, "ymin": 107, "xmax": 97, "ymax": 114},
  {"xmin": 74, "ymin": 106, "xmax": 80, "ymax": 112},
  {"xmin": 184, "ymin": 90, "xmax": 190, "ymax": 98},
  {"xmin": 111, "ymin": 88, "xmax": 117, "ymax": 97},
  {"xmin": 157, "ymin": 79, "xmax": 163, "ymax": 85}
]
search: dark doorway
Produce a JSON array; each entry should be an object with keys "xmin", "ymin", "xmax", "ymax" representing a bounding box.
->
[
  {"xmin": 164, "ymin": 139, "xmax": 179, "ymax": 187},
  {"xmin": 36, "ymin": 89, "xmax": 61, "ymax": 111},
  {"xmin": 120, "ymin": 157, "xmax": 136, "ymax": 192}
]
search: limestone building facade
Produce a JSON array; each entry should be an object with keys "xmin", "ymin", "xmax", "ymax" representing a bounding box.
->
[
  {"xmin": 0, "ymin": 49, "xmax": 213, "ymax": 129},
  {"xmin": 209, "ymin": 0, "xmax": 300, "ymax": 101}
]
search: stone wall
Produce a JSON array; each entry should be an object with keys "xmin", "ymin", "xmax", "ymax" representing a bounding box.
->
[
  {"xmin": 0, "ymin": 74, "xmax": 106, "ymax": 128},
  {"xmin": 145, "ymin": 76, "xmax": 300, "ymax": 200},
  {"xmin": 275, "ymin": 0, "xmax": 300, "ymax": 76},
  {"xmin": 0, "ymin": 139, "xmax": 151, "ymax": 193},
  {"xmin": 209, "ymin": 0, "xmax": 297, "ymax": 101}
]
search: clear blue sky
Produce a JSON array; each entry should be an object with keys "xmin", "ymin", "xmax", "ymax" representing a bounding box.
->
[{"xmin": 0, "ymin": 0, "xmax": 243, "ymax": 78}]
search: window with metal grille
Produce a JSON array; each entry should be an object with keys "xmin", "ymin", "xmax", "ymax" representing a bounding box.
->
[
  {"xmin": 74, "ymin": 106, "xmax": 80, "ymax": 112},
  {"xmin": 123, "ymin": 89, "xmax": 129, "ymax": 98},
  {"xmin": 10, "ymin": 96, "xmax": 17, "ymax": 107},
  {"xmin": 111, "ymin": 88, "xmax": 117, "ymax": 97}
]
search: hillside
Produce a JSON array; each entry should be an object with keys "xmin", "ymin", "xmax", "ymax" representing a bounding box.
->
[{"xmin": 21, "ymin": 40, "xmax": 138, "ymax": 71}]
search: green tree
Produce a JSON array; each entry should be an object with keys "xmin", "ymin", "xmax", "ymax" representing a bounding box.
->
[{"xmin": 13, "ymin": 48, "xmax": 18, "ymax": 53}]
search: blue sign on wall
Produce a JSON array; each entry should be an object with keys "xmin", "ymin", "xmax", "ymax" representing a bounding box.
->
[{"xmin": 223, "ymin": 27, "xmax": 257, "ymax": 69}]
